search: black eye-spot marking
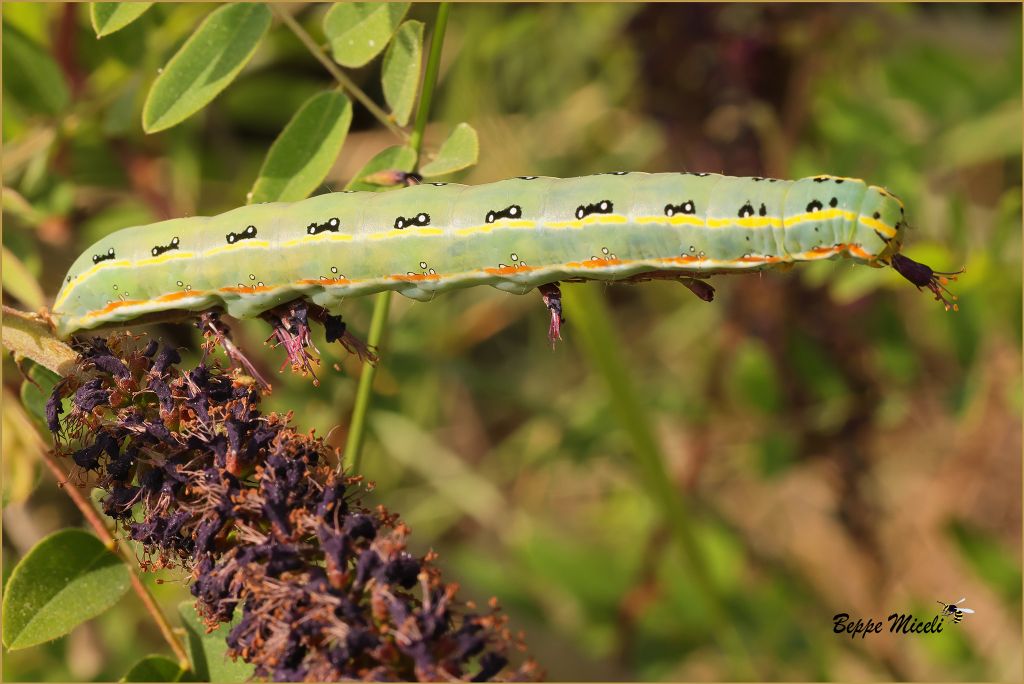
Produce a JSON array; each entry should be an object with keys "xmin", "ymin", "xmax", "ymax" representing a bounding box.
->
[
  {"xmin": 428, "ymin": 182, "xmax": 448, "ymax": 186},
  {"xmin": 768, "ymin": 178, "xmax": 779, "ymax": 183},
  {"xmin": 599, "ymin": 171, "xmax": 629, "ymax": 176},
  {"xmin": 92, "ymin": 247, "xmax": 116, "ymax": 264},
  {"xmin": 517, "ymin": 176, "xmax": 539, "ymax": 180},
  {"xmin": 829, "ymin": 197, "xmax": 838, "ymax": 208},
  {"xmin": 307, "ymin": 217, "xmax": 341, "ymax": 235},
  {"xmin": 806, "ymin": 199, "xmax": 824, "ymax": 212},
  {"xmin": 394, "ymin": 212, "xmax": 431, "ymax": 230},
  {"xmin": 752, "ymin": 176, "xmax": 765, "ymax": 182},
  {"xmin": 485, "ymin": 204, "xmax": 523, "ymax": 223},
  {"xmin": 758, "ymin": 203, "xmax": 767, "ymax": 216},
  {"xmin": 575, "ymin": 199, "xmax": 614, "ymax": 220},
  {"xmin": 813, "ymin": 176, "xmax": 828, "ymax": 183},
  {"xmin": 664, "ymin": 200, "xmax": 696, "ymax": 217},
  {"xmin": 835, "ymin": 179, "xmax": 844, "ymax": 184},
  {"xmin": 226, "ymin": 225, "xmax": 258, "ymax": 244},
  {"xmin": 66, "ymin": 276, "xmax": 72, "ymax": 283},
  {"xmin": 150, "ymin": 236, "xmax": 180, "ymax": 257},
  {"xmin": 738, "ymin": 202, "xmax": 756, "ymax": 218},
  {"xmin": 682, "ymin": 172, "xmax": 711, "ymax": 177},
  {"xmin": 872, "ymin": 212, "xmax": 881, "ymax": 220}
]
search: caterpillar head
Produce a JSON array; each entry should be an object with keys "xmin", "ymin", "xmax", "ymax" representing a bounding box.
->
[{"xmin": 855, "ymin": 187, "xmax": 907, "ymax": 263}]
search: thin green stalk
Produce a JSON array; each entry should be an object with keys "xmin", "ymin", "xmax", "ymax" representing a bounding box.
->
[
  {"xmin": 272, "ymin": 4, "xmax": 407, "ymax": 141},
  {"xmin": 409, "ymin": 2, "xmax": 450, "ymax": 158},
  {"xmin": 344, "ymin": 3, "xmax": 451, "ymax": 470},
  {"xmin": 561, "ymin": 285, "xmax": 758, "ymax": 679},
  {"xmin": 343, "ymin": 290, "xmax": 391, "ymax": 473}
]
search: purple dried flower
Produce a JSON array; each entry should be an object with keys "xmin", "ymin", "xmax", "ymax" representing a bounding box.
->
[{"xmin": 47, "ymin": 333, "xmax": 540, "ymax": 682}]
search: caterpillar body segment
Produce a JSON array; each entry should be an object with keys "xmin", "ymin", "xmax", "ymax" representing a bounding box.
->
[{"xmin": 53, "ymin": 171, "xmax": 935, "ymax": 340}]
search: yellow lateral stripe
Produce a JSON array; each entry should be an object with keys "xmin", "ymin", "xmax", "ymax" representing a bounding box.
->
[
  {"xmin": 453, "ymin": 219, "xmax": 536, "ymax": 236},
  {"xmin": 134, "ymin": 251, "xmax": 197, "ymax": 267},
  {"xmin": 706, "ymin": 216, "xmax": 783, "ymax": 229},
  {"xmin": 281, "ymin": 234, "xmax": 354, "ymax": 247},
  {"xmin": 783, "ymin": 208, "xmax": 856, "ymax": 226},
  {"xmin": 365, "ymin": 227, "xmax": 445, "ymax": 240},
  {"xmin": 544, "ymin": 214, "xmax": 629, "ymax": 229},
  {"xmin": 53, "ymin": 260, "xmax": 133, "ymax": 308},
  {"xmin": 204, "ymin": 240, "xmax": 271, "ymax": 256},
  {"xmin": 858, "ymin": 215, "xmax": 897, "ymax": 237},
  {"xmin": 635, "ymin": 215, "xmax": 705, "ymax": 227}
]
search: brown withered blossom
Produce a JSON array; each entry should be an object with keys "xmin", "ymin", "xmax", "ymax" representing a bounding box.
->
[{"xmin": 46, "ymin": 333, "xmax": 540, "ymax": 682}]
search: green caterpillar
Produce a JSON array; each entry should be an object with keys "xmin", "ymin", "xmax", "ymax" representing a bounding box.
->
[{"xmin": 51, "ymin": 171, "xmax": 958, "ymax": 352}]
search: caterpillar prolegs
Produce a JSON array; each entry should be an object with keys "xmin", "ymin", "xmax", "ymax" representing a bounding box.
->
[{"xmin": 51, "ymin": 172, "xmax": 960, "ymax": 382}]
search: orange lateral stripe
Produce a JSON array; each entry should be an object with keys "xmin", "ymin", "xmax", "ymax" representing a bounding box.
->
[
  {"xmin": 388, "ymin": 273, "xmax": 442, "ymax": 283},
  {"xmin": 81, "ymin": 244, "xmax": 881, "ymax": 322},
  {"xmin": 297, "ymin": 278, "xmax": 352, "ymax": 286},
  {"xmin": 89, "ymin": 299, "xmax": 148, "ymax": 317},
  {"xmin": 847, "ymin": 245, "xmax": 873, "ymax": 259},
  {"xmin": 219, "ymin": 286, "xmax": 276, "ymax": 294},
  {"xmin": 484, "ymin": 265, "xmax": 534, "ymax": 276},
  {"xmin": 156, "ymin": 290, "xmax": 207, "ymax": 303}
]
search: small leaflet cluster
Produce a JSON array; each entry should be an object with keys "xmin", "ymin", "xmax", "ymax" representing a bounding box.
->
[{"xmin": 45, "ymin": 334, "xmax": 539, "ymax": 682}]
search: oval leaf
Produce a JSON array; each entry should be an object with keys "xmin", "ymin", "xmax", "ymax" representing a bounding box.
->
[
  {"xmin": 1, "ymin": 245, "xmax": 46, "ymax": 310},
  {"xmin": 249, "ymin": 91, "xmax": 353, "ymax": 204},
  {"xmin": 90, "ymin": 3, "xmax": 153, "ymax": 38},
  {"xmin": 179, "ymin": 601, "xmax": 254, "ymax": 683},
  {"xmin": 19, "ymin": 361, "xmax": 62, "ymax": 432},
  {"xmin": 142, "ymin": 3, "xmax": 271, "ymax": 133},
  {"xmin": 2, "ymin": 390, "xmax": 44, "ymax": 506},
  {"xmin": 323, "ymin": 2, "xmax": 410, "ymax": 68},
  {"xmin": 121, "ymin": 655, "xmax": 184, "ymax": 682},
  {"xmin": 2, "ymin": 23, "xmax": 70, "ymax": 116},
  {"xmin": 2, "ymin": 529, "xmax": 131, "ymax": 650},
  {"xmin": 381, "ymin": 20, "xmax": 423, "ymax": 126},
  {"xmin": 345, "ymin": 145, "xmax": 417, "ymax": 192},
  {"xmin": 419, "ymin": 123, "xmax": 479, "ymax": 178}
]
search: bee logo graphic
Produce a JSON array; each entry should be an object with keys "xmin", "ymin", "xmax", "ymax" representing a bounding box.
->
[{"xmin": 937, "ymin": 598, "xmax": 975, "ymax": 624}]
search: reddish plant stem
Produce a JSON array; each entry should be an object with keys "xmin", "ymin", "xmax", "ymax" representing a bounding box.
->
[{"xmin": 37, "ymin": 447, "xmax": 192, "ymax": 672}]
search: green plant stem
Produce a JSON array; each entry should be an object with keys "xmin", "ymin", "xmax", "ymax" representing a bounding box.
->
[
  {"xmin": 343, "ymin": 290, "xmax": 391, "ymax": 472},
  {"xmin": 408, "ymin": 2, "xmax": 450, "ymax": 158},
  {"xmin": 343, "ymin": 3, "xmax": 451, "ymax": 471},
  {"xmin": 37, "ymin": 449, "xmax": 193, "ymax": 672},
  {"xmin": 561, "ymin": 285, "xmax": 758, "ymax": 679},
  {"xmin": 272, "ymin": 4, "xmax": 406, "ymax": 141}
]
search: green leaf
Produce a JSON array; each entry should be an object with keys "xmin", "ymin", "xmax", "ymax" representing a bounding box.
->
[
  {"xmin": 381, "ymin": 20, "xmax": 423, "ymax": 126},
  {"xmin": 2, "ymin": 389, "xmax": 44, "ymax": 507},
  {"xmin": 249, "ymin": 91, "xmax": 353, "ymax": 204},
  {"xmin": 1, "ymin": 245, "xmax": 45, "ymax": 310},
  {"xmin": 178, "ymin": 601, "xmax": 254, "ymax": 683},
  {"xmin": 1, "ymin": 22, "xmax": 70, "ymax": 116},
  {"xmin": 323, "ymin": 2, "xmax": 410, "ymax": 68},
  {"xmin": 419, "ymin": 123, "xmax": 479, "ymax": 177},
  {"xmin": 935, "ymin": 100, "xmax": 1023, "ymax": 171},
  {"xmin": 142, "ymin": 3, "xmax": 271, "ymax": 133},
  {"xmin": 345, "ymin": 145, "xmax": 417, "ymax": 192},
  {"xmin": 19, "ymin": 361, "xmax": 62, "ymax": 432},
  {"xmin": 90, "ymin": 3, "xmax": 153, "ymax": 38},
  {"xmin": 1, "ymin": 529, "xmax": 131, "ymax": 650},
  {"xmin": 121, "ymin": 655, "xmax": 184, "ymax": 682}
]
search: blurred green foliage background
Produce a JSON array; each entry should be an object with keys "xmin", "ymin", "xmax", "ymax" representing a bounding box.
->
[{"xmin": 3, "ymin": 3, "xmax": 1021, "ymax": 681}]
